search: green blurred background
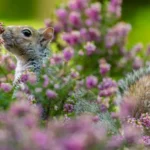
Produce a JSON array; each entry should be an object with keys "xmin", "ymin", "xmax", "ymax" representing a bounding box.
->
[{"xmin": 0, "ymin": 0, "xmax": 150, "ymax": 46}]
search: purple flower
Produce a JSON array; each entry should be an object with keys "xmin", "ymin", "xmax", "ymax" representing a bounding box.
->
[
  {"xmin": 85, "ymin": 3, "xmax": 101, "ymax": 21},
  {"xmin": 68, "ymin": 0, "xmax": 88, "ymax": 10},
  {"xmin": 63, "ymin": 31, "xmax": 80, "ymax": 45},
  {"xmin": 98, "ymin": 78, "xmax": 117, "ymax": 97},
  {"xmin": 84, "ymin": 42, "xmax": 96, "ymax": 55},
  {"xmin": 64, "ymin": 104, "xmax": 74, "ymax": 113},
  {"xmin": 46, "ymin": 90, "xmax": 57, "ymax": 99},
  {"xmin": 142, "ymin": 136, "xmax": 150, "ymax": 146},
  {"xmin": 80, "ymin": 28, "xmax": 88, "ymax": 41},
  {"xmin": 108, "ymin": 0, "xmax": 122, "ymax": 18},
  {"xmin": 32, "ymin": 131, "xmax": 48, "ymax": 149},
  {"xmin": 50, "ymin": 53, "xmax": 63, "ymax": 65},
  {"xmin": 28, "ymin": 73, "xmax": 37, "ymax": 84},
  {"xmin": 133, "ymin": 57, "xmax": 143, "ymax": 70},
  {"xmin": 131, "ymin": 43, "xmax": 143, "ymax": 53},
  {"xmin": 92, "ymin": 115, "xmax": 99, "ymax": 122},
  {"xmin": 0, "ymin": 83, "xmax": 12, "ymax": 92},
  {"xmin": 69, "ymin": 12, "xmax": 82, "ymax": 27},
  {"xmin": 123, "ymin": 125, "xmax": 141, "ymax": 144},
  {"xmin": 54, "ymin": 23, "xmax": 63, "ymax": 33},
  {"xmin": 85, "ymin": 19, "xmax": 93, "ymax": 26},
  {"xmin": 105, "ymin": 23, "xmax": 131, "ymax": 48},
  {"xmin": 43, "ymin": 75, "xmax": 49, "ymax": 88},
  {"xmin": 88, "ymin": 28, "xmax": 101, "ymax": 41},
  {"xmin": 9, "ymin": 100, "xmax": 30, "ymax": 117},
  {"xmin": 44, "ymin": 19, "xmax": 52, "ymax": 28},
  {"xmin": 20, "ymin": 73, "xmax": 29, "ymax": 83},
  {"xmin": 115, "ymin": 23, "xmax": 131, "ymax": 37},
  {"xmin": 62, "ymin": 135, "xmax": 86, "ymax": 150},
  {"xmin": 86, "ymin": 75, "xmax": 98, "ymax": 89},
  {"xmin": 140, "ymin": 113, "xmax": 150, "ymax": 128},
  {"xmin": 99, "ymin": 59, "xmax": 111, "ymax": 75},
  {"xmin": 63, "ymin": 47, "xmax": 74, "ymax": 61},
  {"xmin": 100, "ymin": 104, "xmax": 107, "ymax": 113},
  {"xmin": 119, "ymin": 98, "xmax": 136, "ymax": 118},
  {"xmin": 71, "ymin": 70, "xmax": 79, "ymax": 78},
  {"xmin": 107, "ymin": 135, "xmax": 124, "ymax": 149},
  {"xmin": 105, "ymin": 30, "xmax": 116, "ymax": 48},
  {"xmin": 56, "ymin": 8, "xmax": 68, "ymax": 21},
  {"xmin": 8, "ymin": 59, "xmax": 16, "ymax": 70}
]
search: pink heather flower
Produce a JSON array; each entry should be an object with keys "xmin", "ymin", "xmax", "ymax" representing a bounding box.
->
[
  {"xmin": 142, "ymin": 136, "xmax": 150, "ymax": 146},
  {"xmin": 63, "ymin": 31, "xmax": 80, "ymax": 45},
  {"xmin": 8, "ymin": 61, "xmax": 16, "ymax": 70},
  {"xmin": 68, "ymin": 0, "xmax": 88, "ymax": 10},
  {"xmin": 119, "ymin": 97, "xmax": 136, "ymax": 118},
  {"xmin": 100, "ymin": 104, "xmax": 107, "ymax": 112},
  {"xmin": 92, "ymin": 116, "xmax": 99, "ymax": 122},
  {"xmin": 85, "ymin": 42, "xmax": 96, "ymax": 55},
  {"xmin": 105, "ymin": 23, "xmax": 131, "ymax": 48},
  {"xmin": 20, "ymin": 73, "xmax": 29, "ymax": 83},
  {"xmin": 50, "ymin": 53, "xmax": 63, "ymax": 65},
  {"xmin": 85, "ymin": 3, "xmax": 101, "ymax": 21},
  {"xmin": 69, "ymin": 12, "xmax": 82, "ymax": 27},
  {"xmin": 108, "ymin": 0, "xmax": 122, "ymax": 18},
  {"xmin": 62, "ymin": 135, "xmax": 86, "ymax": 150},
  {"xmin": 105, "ymin": 30, "xmax": 116, "ymax": 48},
  {"xmin": 28, "ymin": 73, "xmax": 37, "ymax": 84},
  {"xmin": 115, "ymin": 23, "xmax": 131, "ymax": 37},
  {"xmin": 86, "ymin": 75, "xmax": 98, "ymax": 89},
  {"xmin": 54, "ymin": 23, "xmax": 63, "ymax": 33},
  {"xmin": 56, "ymin": 8, "xmax": 68, "ymax": 21},
  {"xmin": 64, "ymin": 104, "xmax": 74, "ymax": 113},
  {"xmin": 98, "ymin": 78, "xmax": 117, "ymax": 97},
  {"xmin": 0, "ymin": 83, "xmax": 12, "ymax": 92},
  {"xmin": 85, "ymin": 19, "xmax": 93, "ymax": 26},
  {"xmin": 46, "ymin": 90, "xmax": 57, "ymax": 99},
  {"xmin": 63, "ymin": 47, "xmax": 74, "ymax": 61},
  {"xmin": 131, "ymin": 43, "xmax": 143, "ymax": 58},
  {"xmin": 123, "ymin": 125, "xmax": 141, "ymax": 144},
  {"xmin": 107, "ymin": 135, "xmax": 124, "ymax": 149},
  {"xmin": 88, "ymin": 28, "xmax": 101, "ymax": 41},
  {"xmin": 71, "ymin": 70, "xmax": 79, "ymax": 78},
  {"xmin": 44, "ymin": 19, "xmax": 52, "ymax": 28},
  {"xmin": 43, "ymin": 75, "xmax": 49, "ymax": 88},
  {"xmin": 99, "ymin": 59, "xmax": 111, "ymax": 75},
  {"xmin": 80, "ymin": 28, "xmax": 88, "ymax": 41},
  {"xmin": 140, "ymin": 113, "xmax": 150, "ymax": 128},
  {"xmin": 32, "ymin": 131, "xmax": 48, "ymax": 149},
  {"xmin": 9, "ymin": 100, "xmax": 30, "ymax": 117},
  {"xmin": 133, "ymin": 57, "xmax": 143, "ymax": 70}
]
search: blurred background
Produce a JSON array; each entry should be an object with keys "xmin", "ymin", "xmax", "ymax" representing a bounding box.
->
[{"xmin": 0, "ymin": 0, "xmax": 150, "ymax": 46}]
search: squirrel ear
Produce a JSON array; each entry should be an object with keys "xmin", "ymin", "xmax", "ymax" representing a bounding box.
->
[{"xmin": 39, "ymin": 27, "xmax": 54, "ymax": 42}]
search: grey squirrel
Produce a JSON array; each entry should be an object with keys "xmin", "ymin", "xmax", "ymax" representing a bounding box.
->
[
  {"xmin": 0, "ymin": 25, "xmax": 54, "ymax": 85},
  {"xmin": 118, "ymin": 66, "xmax": 150, "ymax": 118}
]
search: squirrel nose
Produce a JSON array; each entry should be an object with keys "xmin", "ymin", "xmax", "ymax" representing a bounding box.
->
[{"xmin": 1, "ymin": 27, "xmax": 13, "ymax": 40}]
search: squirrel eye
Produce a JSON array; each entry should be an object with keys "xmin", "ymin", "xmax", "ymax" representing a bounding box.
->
[{"xmin": 22, "ymin": 29, "xmax": 32, "ymax": 37}]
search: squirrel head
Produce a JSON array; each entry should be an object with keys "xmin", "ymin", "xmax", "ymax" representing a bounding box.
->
[{"xmin": 2, "ymin": 25, "xmax": 54, "ymax": 60}]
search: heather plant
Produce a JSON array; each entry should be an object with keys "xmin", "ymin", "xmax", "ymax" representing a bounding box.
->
[
  {"xmin": 0, "ymin": 0, "xmax": 150, "ymax": 149},
  {"xmin": 50, "ymin": 0, "xmax": 149, "ymax": 79},
  {"xmin": 0, "ymin": 99, "xmax": 148, "ymax": 150}
]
